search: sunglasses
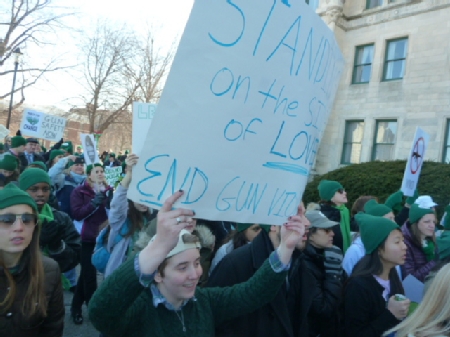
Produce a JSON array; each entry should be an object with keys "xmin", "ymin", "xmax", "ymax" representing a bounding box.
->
[{"xmin": 0, "ymin": 214, "xmax": 37, "ymax": 227}]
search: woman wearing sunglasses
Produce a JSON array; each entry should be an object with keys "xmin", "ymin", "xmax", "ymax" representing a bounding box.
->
[
  {"xmin": 317, "ymin": 180, "xmax": 356, "ymax": 253},
  {"xmin": 0, "ymin": 183, "xmax": 64, "ymax": 336}
]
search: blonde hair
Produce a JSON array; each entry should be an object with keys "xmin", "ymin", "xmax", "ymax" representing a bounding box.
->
[{"xmin": 384, "ymin": 263, "xmax": 450, "ymax": 337}]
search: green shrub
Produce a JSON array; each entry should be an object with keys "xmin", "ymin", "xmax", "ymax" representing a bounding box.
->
[{"xmin": 303, "ymin": 160, "xmax": 450, "ymax": 219}]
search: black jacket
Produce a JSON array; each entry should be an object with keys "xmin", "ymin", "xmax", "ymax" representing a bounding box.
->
[
  {"xmin": 207, "ymin": 230, "xmax": 313, "ymax": 337},
  {"xmin": 45, "ymin": 209, "xmax": 81, "ymax": 273},
  {"xmin": 303, "ymin": 245, "xmax": 342, "ymax": 337},
  {"xmin": 20, "ymin": 152, "xmax": 45, "ymax": 168},
  {"xmin": 343, "ymin": 275, "xmax": 402, "ymax": 337},
  {"xmin": 320, "ymin": 203, "xmax": 359, "ymax": 251}
]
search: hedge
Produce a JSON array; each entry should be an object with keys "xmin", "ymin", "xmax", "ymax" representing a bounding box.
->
[{"xmin": 303, "ymin": 160, "xmax": 450, "ymax": 219}]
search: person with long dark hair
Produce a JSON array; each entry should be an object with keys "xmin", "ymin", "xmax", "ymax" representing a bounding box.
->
[
  {"xmin": 0, "ymin": 183, "xmax": 64, "ymax": 336},
  {"xmin": 343, "ymin": 213, "xmax": 410, "ymax": 337},
  {"xmin": 104, "ymin": 154, "xmax": 156, "ymax": 277}
]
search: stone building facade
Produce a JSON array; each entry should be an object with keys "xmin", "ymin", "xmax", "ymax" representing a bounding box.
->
[{"xmin": 313, "ymin": 0, "xmax": 450, "ymax": 175}]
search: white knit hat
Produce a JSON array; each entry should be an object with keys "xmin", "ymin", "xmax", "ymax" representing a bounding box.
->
[{"xmin": 151, "ymin": 229, "xmax": 201, "ymax": 258}]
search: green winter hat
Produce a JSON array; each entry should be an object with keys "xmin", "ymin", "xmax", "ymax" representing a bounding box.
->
[
  {"xmin": 356, "ymin": 213, "xmax": 400, "ymax": 254},
  {"xmin": 409, "ymin": 203, "xmax": 435, "ymax": 224},
  {"xmin": 237, "ymin": 223, "xmax": 253, "ymax": 232},
  {"xmin": 0, "ymin": 183, "xmax": 38, "ymax": 214},
  {"xmin": 109, "ymin": 153, "xmax": 116, "ymax": 158},
  {"xmin": 364, "ymin": 199, "xmax": 393, "ymax": 217},
  {"xmin": 11, "ymin": 136, "xmax": 26, "ymax": 148},
  {"xmin": 27, "ymin": 161, "xmax": 48, "ymax": 172},
  {"xmin": 384, "ymin": 190, "xmax": 404, "ymax": 212},
  {"xmin": 0, "ymin": 155, "xmax": 18, "ymax": 171},
  {"xmin": 49, "ymin": 150, "xmax": 65, "ymax": 163},
  {"xmin": 318, "ymin": 180, "xmax": 343, "ymax": 201},
  {"xmin": 19, "ymin": 168, "xmax": 51, "ymax": 191},
  {"xmin": 86, "ymin": 163, "xmax": 103, "ymax": 175},
  {"xmin": 61, "ymin": 141, "xmax": 74, "ymax": 154}
]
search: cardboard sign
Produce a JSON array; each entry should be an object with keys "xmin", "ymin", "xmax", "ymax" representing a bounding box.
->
[
  {"xmin": 132, "ymin": 102, "xmax": 157, "ymax": 155},
  {"xmin": 20, "ymin": 109, "xmax": 66, "ymax": 141},
  {"xmin": 128, "ymin": 0, "xmax": 344, "ymax": 224},
  {"xmin": 105, "ymin": 166, "xmax": 123, "ymax": 187},
  {"xmin": 401, "ymin": 127, "xmax": 430, "ymax": 197},
  {"xmin": 80, "ymin": 134, "xmax": 100, "ymax": 165}
]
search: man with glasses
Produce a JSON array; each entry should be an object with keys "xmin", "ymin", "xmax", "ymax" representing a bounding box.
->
[{"xmin": 18, "ymin": 168, "xmax": 81, "ymax": 274}]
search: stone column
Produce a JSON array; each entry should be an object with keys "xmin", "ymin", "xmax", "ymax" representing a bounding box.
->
[{"xmin": 316, "ymin": 0, "xmax": 344, "ymax": 31}]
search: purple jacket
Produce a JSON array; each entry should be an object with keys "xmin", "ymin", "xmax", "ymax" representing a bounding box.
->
[
  {"xmin": 401, "ymin": 223, "xmax": 437, "ymax": 282},
  {"xmin": 70, "ymin": 181, "xmax": 111, "ymax": 243}
]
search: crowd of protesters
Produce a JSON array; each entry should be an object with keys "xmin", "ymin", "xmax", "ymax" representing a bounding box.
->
[{"xmin": 1, "ymin": 131, "xmax": 450, "ymax": 337}]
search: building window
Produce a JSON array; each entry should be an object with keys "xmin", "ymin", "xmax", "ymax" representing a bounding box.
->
[
  {"xmin": 341, "ymin": 121, "xmax": 365, "ymax": 164},
  {"xmin": 372, "ymin": 120, "xmax": 397, "ymax": 161},
  {"xmin": 367, "ymin": 0, "xmax": 383, "ymax": 9},
  {"xmin": 305, "ymin": 0, "xmax": 319, "ymax": 10},
  {"xmin": 352, "ymin": 44, "xmax": 374, "ymax": 84},
  {"xmin": 383, "ymin": 38, "xmax": 408, "ymax": 81},
  {"xmin": 443, "ymin": 120, "xmax": 450, "ymax": 163}
]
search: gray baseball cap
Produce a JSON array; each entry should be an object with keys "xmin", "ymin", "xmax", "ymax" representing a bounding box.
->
[{"xmin": 305, "ymin": 210, "xmax": 339, "ymax": 229}]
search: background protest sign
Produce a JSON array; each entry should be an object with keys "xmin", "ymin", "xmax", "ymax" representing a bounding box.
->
[
  {"xmin": 128, "ymin": 0, "xmax": 344, "ymax": 224},
  {"xmin": 20, "ymin": 109, "xmax": 66, "ymax": 141},
  {"xmin": 105, "ymin": 166, "xmax": 122, "ymax": 187},
  {"xmin": 132, "ymin": 102, "xmax": 157, "ymax": 155},
  {"xmin": 80, "ymin": 134, "xmax": 100, "ymax": 165},
  {"xmin": 401, "ymin": 127, "xmax": 430, "ymax": 197}
]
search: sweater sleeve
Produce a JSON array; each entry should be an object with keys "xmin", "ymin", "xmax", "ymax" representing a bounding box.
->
[
  {"xmin": 206, "ymin": 254, "xmax": 287, "ymax": 326},
  {"xmin": 70, "ymin": 187, "xmax": 97, "ymax": 221},
  {"xmin": 48, "ymin": 157, "xmax": 69, "ymax": 189},
  {"xmin": 88, "ymin": 257, "xmax": 147, "ymax": 336},
  {"xmin": 344, "ymin": 279, "xmax": 400, "ymax": 337},
  {"xmin": 107, "ymin": 185, "xmax": 129, "ymax": 242}
]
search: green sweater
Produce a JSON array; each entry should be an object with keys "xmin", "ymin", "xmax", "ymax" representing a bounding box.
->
[{"xmin": 88, "ymin": 254, "xmax": 287, "ymax": 337}]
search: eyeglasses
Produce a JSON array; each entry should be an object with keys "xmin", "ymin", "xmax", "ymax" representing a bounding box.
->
[
  {"xmin": 337, "ymin": 189, "xmax": 345, "ymax": 194},
  {"xmin": 323, "ymin": 228, "xmax": 334, "ymax": 234},
  {"xmin": 0, "ymin": 214, "xmax": 37, "ymax": 227}
]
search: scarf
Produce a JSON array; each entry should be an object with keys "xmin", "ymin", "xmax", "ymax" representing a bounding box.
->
[
  {"xmin": 422, "ymin": 238, "xmax": 436, "ymax": 262},
  {"xmin": 334, "ymin": 204, "xmax": 351, "ymax": 253},
  {"xmin": 70, "ymin": 171, "xmax": 86, "ymax": 185}
]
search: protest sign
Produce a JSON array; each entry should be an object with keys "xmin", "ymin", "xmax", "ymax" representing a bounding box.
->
[
  {"xmin": 128, "ymin": 0, "xmax": 344, "ymax": 224},
  {"xmin": 105, "ymin": 166, "xmax": 122, "ymax": 187},
  {"xmin": 132, "ymin": 102, "xmax": 157, "ymax": 154},
  {"xmin": 20, "ymin": 109, "xmax": 66, "ymax": 141},
  {"xmin": 402, "ymin": 274, "xmax": 424, "ymax": 303},
  {"xmin": 401, "ymin": 127, "xmax": 430, "ymax": 197},
  {"xmin": 80, "ymin": 134, "xmax": 100, "ymax": 165}
]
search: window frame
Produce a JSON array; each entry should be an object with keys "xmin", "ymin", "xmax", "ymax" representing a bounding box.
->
[
  {"xmin": 382, "ymin": 37, "xmax": 408, "ymax": 81},
  {"xmin": 366, "ymin": 0, "xmax": 383, "ymax": 9},
  {"xmin": 352, "ymin": 44, "xmax": 375, "ymax": 84},
  {"xmin": 341, "ymin": 120, "xmax": 365, "ymax": 165},
  {"xmin": 442, "ymin": 119, "xmax": 450, "ymax": 163},
  {"xmin": 371, "ymin": 119, "xmax": 398, "ymax": 161}
]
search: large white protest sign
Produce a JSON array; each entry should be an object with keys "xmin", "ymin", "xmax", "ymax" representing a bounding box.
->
[
  {"xmin": 105, "ymin": 166, "xmax": 122, "ymax": 187},
  {"xmin": 128, "ymin": 0, "xmax": 344, "ymax": 224},
  {"xmin": 20, "ymin": 109, "xmax": 66, "ymax": 141},
  {"xmin": 80, "ymin": 134, "xmax": 100, "ymax": 165},
  {"xmin": 401, "ymin": 127, "xmax": 430, "ymax": 197},
  {"xmin": 132, "ymin": 102, "xmax": 157, "ymax": 154}
]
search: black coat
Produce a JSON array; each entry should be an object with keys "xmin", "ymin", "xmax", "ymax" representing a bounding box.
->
[
  {"xmin": 45, "ymin": 209, "xmax": 81, "ymax": 273},
  {"xmin": 320, "ymin": 203, "xmax": 359, "ymax": 251},
  {"xmin": 207, "ymin": 230, "xmax": 315, "ymax": 337},
  {"xmin": 302, "ymin": 245, "xmax": 342, "ymax": 337},
  {"xmin": 343, "ymin": 275, "xmax": 402, "ymax": 337}
]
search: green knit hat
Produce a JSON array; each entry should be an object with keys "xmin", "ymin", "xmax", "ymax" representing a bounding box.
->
[
  {"xmin": 237, "ymin": 223, "xmax": 253, "ymax": 232},
  {"xmin": 49, "ymin": 150, "xmax": 65, "ymax": 163},
  {"xmin": 364, "ymin": 199, "xmax": 393, "ymax": 217},
  {"xmin": 384, "ymin": 190, "xmax": 404, "ymax": 212},
  {"xmin": 355, "ymin": 213, "xmax": 400, "ymax": 254},
  {"xmin": 0, "ymin": 183, "xmax": 38, "ymax": 214},
  {"xmin": 318, "ymin": 180, "xmax": 343, "ymax": 201},
  {"xmin": 109, "ymin": 153, "xmax": 116, "ymax": 158},
  {"xmin": 86, "ymin": 163, "xmax": 103, "ymax": 175},
  {"xmin": 27, "ymin": 161, "xmax": 48, "ymax": 172},
  {"xmin": 0, "ymin": 155, "xmax": 18, "ymax": 171},
  {"xmin": 409, "ymin": 203, "xmax": 435, "ymax": 224},
  {"xmin": 11, "ymin": 136, "xmax": 26, "ymax": 148},
  {"xmin": 61, "ymin": 141, "xmax": 74, "ymax": 154},
  {"xmin": 19, "ymin": 168, "xmax": 51, "ymax": 191}
]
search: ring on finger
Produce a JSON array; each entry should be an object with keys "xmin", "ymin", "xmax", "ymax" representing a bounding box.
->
[{"xmin": 176, "ymin": 217, "xmax": 182, "ymax": 224}]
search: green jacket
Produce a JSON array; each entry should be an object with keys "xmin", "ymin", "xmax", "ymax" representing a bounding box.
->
[{"xmin": 89, "ymin": 253, "xmax": 287, "ymax": 337}]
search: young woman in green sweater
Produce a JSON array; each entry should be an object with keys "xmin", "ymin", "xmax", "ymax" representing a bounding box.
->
[{"xmin": 88, "ymin": 190, "xmax": 306, "ymax": 337}]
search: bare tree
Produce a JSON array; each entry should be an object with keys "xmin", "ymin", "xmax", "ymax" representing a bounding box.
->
[{"xmin": 0, "ymin": 0, "xmax": 76, "ymax": 104}]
